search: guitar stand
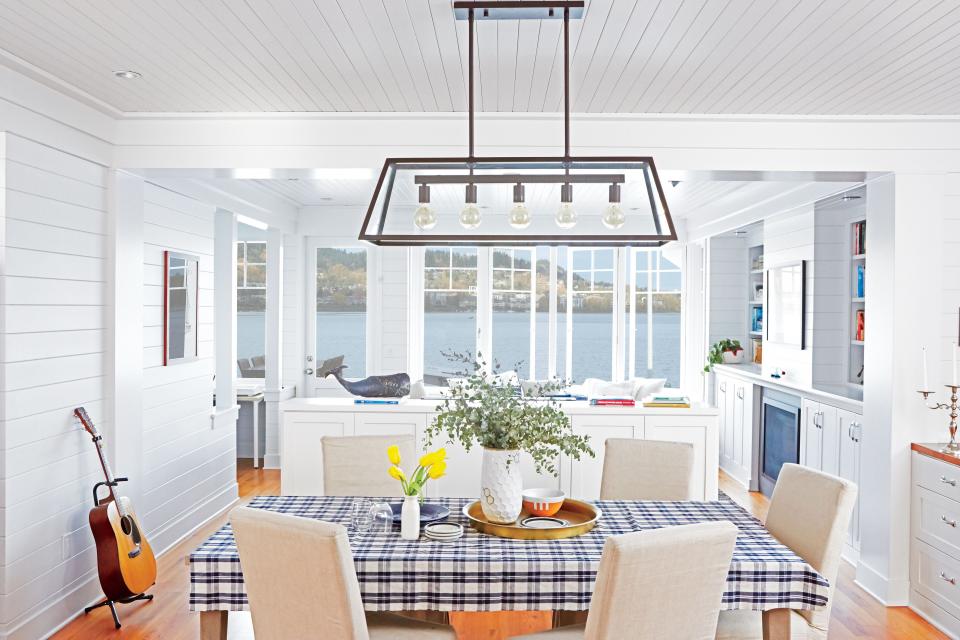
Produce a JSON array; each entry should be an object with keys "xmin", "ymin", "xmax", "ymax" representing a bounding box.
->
[
  {"xmin": 85, "ymin": 593, "xmax": 154, "ymax": 629},
  {"xmin": 87, "ymin": 478, "xmax": 154, "ymax": 629}
]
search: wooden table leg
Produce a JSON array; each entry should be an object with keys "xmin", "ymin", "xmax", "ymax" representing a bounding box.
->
[
  {"xmin": 200, "ymin": 610, "xmax": 228, "ymax": 640},
  {"xmin": 761, "ymin": 608, "xmax": 793, "ymax": 640}
]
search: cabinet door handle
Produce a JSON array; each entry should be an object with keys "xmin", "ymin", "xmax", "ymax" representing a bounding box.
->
[
  {"xmin": 941, "ymin": 571, "xmax": 957, "ymax": 585},
  {"xmin": 942, "ymin": 476, "xmax": 958, "ymax": 487},
  {"xmin": 943, "ymin": 515, "xmax": 958, "ymax": 528},
  {"xmin": 737, "ymin": 388, "xmax": 744, "ymax": 399},
  {"xmin": 720, "ymin": 383, "xmax": 726, "ymax": 392}
]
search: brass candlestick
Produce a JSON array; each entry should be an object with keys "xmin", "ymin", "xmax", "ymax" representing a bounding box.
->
[{"xmin": 919, "ymin": 385, "xmax": 960, "ymax": 454}]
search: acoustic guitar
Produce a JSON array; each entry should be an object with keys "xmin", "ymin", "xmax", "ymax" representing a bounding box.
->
[{"xmin": 75, "ymin": 407, "xmax": 156, "ymax": 627}]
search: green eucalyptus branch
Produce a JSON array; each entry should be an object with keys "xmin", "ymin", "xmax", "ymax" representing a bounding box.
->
[{"xmin": 424, "ymin": 350, "xmax": 594, "ymax": 476}]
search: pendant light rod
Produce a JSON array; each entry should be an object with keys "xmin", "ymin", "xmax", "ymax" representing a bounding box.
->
[
  {"xmin": 468, "ymin": 7, "xmax": 475, "ymax": 161},
  {"xmin": 415, "ymin": 173, "xmax": 624, "ymax": 185},
  {"xmin": 564, "ymin": 5, "xmax": 570, "ymax": 161}
]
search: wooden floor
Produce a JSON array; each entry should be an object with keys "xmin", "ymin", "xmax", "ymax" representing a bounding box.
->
[{"xmin": 52, "ymin": 461, "xmax": 944, "ymax": 639}]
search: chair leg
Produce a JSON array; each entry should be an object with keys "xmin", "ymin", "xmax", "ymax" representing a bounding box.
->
[{"xmin": 761, "ymin": 608, "xmax": 793, "ymax": 640}]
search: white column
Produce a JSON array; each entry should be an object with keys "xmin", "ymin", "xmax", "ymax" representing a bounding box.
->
[
  {"xmin": 408, "ymin": 247, "xmax": 425, "ymax": 382},
  {"xmin": 263, "ymin": 227, "xmax": 284, "ymax": 468},
  {"xmin": 212, "ymin": 208, "xmax": 239, "ymax": 428},
  {"xmin": 857, "ymin": 172, "xmax": 946, "ymax": 604},
  {"xmin": 108, "ymin": 170, "xmax": 144, "ymax": 505}
]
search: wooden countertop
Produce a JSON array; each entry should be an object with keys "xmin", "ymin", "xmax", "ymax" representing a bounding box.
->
[{"xmin": 912, "ymin": 442, "xmax": 960, "ymax": 467}]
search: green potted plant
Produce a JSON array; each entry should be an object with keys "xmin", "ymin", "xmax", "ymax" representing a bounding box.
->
[
  {"xmin": 424, "ymin": 351, "xmax": 593, "ymax": 524},
  {"xmin": 704, "ymin": 339, "xmax": 744, "ymax": 373}
]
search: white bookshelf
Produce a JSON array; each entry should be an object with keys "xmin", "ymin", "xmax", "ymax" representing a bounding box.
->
[
  {"xmin": 747, "ymin": 244, "xmax": 764, "ymax": 364},
  {"xmin": 849, "ymin": 218, "xmax": 866, "ymax": 386}
]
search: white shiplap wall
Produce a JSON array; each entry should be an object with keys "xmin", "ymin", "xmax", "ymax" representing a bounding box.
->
[
  {"xmin": 761, "ymin": 205, "xmax": 816, "ymax": 387},
  {"xmin": 0, "ymin": 135, "xmax": 109, "ymax": 633},
  {"xmin": 707, "ymin": 235, "xmax": 748, "ymax": 347},
  {"xmin": 139, "ymin": 183, "xmax": 236, "ymax": 551},
  {"xmin": 379, "ymin": 247, "xmax": 409, "ymax": 374}
]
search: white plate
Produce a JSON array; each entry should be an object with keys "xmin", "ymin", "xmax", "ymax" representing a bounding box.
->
[{"xmin": 424, "ymin": 523, "xmax": 463, "ymax": 536}]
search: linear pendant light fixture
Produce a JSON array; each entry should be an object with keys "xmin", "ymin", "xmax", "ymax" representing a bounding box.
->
[{"xmin": 358, "ymin": 0, "xmax": 677, "ymax": 247}]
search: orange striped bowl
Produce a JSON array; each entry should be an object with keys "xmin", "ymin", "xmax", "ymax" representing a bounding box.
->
[{"xmin": 522, "ymin": 488, "xmax": 566, "ymax": 517}]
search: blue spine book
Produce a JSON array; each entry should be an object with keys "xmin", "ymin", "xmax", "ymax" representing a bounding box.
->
[
  {"xmin": 856, "ymin": 264, "xmax": 864, "ymax": 298},
  {"xmin": 354, "ymin": 399, "xmax": 400, "ymax": 405}
]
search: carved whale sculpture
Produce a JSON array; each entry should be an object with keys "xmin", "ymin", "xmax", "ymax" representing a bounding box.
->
[{"xmin": 317, "ymin": 355, "xmax": 410, "ymax": 398}]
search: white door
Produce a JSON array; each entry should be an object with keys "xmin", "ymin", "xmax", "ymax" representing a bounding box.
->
[
  {"xmin": 305, "ymin": 239, "xmax": 375, "ymax": 397},
  {"xmin": 716, "ymin": 375, "xmax": 730, "ymax": 463},
  {"xmin": 568, "ymin": 415, "xmax": 644, "ymax": 500},
  {"xmin": 837, "ymin": 408, "xmax": 862, "ymax": 548},
  {"xmin": 800, "ymin": 399, "xmax": 822, "ymax": 469},
  {"xmin": 819, "ymin": 403, "xmax": 840, "ymax": 477}
]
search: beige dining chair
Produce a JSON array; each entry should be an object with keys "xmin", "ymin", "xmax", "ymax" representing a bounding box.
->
[
  {"xmin": 231, "ymin": 506, "xmax": 456, "ymax": 640},
  {"xmin": 715, "ymin": 463, "xmax": 858, "ymax": 640},
  {"xmin": 322, "ymin": 435, "xmax": 416, "ymax": 496},
  {"xmin": 599, "ymin": 438, "xmax": 695, "ymax": 500},
  {"xmin": 512, "ymin": 521, "xmax": 738, "ymax": 639}
]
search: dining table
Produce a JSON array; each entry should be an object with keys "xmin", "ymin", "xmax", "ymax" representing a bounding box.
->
[{"xmin": 190, "ymin": 495, "xmax": 830, "ymax": 640}]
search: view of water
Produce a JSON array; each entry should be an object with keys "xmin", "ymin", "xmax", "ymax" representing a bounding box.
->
[{"xmin": 238, "ymin": 311, "xmax": 680, "ymax": 386}]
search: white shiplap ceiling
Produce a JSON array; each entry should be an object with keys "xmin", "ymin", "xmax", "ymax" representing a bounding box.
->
[{"xmin": 1, "ymin": 0, "xmax": 960, "ymax": 115}]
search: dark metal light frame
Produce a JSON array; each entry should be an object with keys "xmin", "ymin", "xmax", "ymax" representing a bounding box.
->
[{"xmin": 358, "ymin": 0, "xmax": 677, "ymax": 247}]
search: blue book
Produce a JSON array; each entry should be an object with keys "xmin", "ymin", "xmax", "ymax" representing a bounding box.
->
[
  {"xmin": 856, "ymin": 264, "xmax": 865, "ymax": 297},
  {"xmin": 354, "ymin": 399, "xmax": 400, "ymax": 405}
]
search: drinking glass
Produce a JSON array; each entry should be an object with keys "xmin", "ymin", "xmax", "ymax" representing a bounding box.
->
[
  {"xmin": 351, "ymin": 498, "xmax": 375, "ymax": 533},
  {"xmin": 370, "ymin": 502, "xmax": 394, "ymax": 533}
]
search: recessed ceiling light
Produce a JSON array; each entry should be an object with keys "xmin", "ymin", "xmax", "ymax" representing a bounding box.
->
[{"xmin": 113, "ymin": 70, "xmax": 142, "ymax": 79}]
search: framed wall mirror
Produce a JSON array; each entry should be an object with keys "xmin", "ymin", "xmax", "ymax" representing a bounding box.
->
[
  {"xmin": 163, "ymin": 250, "xmax": 200, "ymax": 365},
  {"xmin": 765, "ymin": 260, "xmax": 806, "ymax": 349}
]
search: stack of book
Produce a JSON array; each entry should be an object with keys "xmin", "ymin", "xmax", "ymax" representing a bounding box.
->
[
  {"xmin": 853, "ymin": 220, "xmax": 867, "ymax": 255},
  {"xmin": 643, "ymin": 394, "xmax": 691, "ymax": 409},
  {"xmin": 589, "ymin": 397, "xmax": 636, "ymax": 407}
]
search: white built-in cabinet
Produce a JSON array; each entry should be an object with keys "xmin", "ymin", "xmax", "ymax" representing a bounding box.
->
[
  {"xmin": 801, "ymin": 398, "xmax": 863, "ymax": 556},
  {"xmin": 281, "ymin": 399, "xmax": 719, "ymax": 501},
  {"xmin": 716, "ymin": 373, "xmax": 755, "ymax": 488}
]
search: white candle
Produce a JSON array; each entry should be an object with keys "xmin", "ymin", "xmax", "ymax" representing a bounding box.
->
[
  {"xmin": 923, "ymin": 347, "xmax": 929, "ymax": 390},
  {"xmin": 954, "ymin": 343, "xmax": 958, "ymax": 387}
]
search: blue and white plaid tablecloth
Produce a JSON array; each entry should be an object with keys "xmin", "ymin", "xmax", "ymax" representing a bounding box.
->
[{"xmin": 190, "ymin": 496, "xmax": 829, "ymax": 613}]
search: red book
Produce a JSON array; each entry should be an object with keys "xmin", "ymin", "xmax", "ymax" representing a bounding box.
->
[
  {"xmin": 590, "ymin": 398, "xmax": 636, "ymax": 407},
  {"xmin": 855, "ymin": 310, "xmax": 865, "ymax": 342}
]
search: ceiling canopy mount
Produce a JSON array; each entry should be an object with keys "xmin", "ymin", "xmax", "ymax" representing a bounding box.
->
[{"xmin": 359, "ymin": 1, "xmax": 677, "ymax": 247}]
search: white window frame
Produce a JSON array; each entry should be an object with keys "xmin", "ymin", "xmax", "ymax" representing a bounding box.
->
[{"xmin": 628, "ymin": 247, "xmax": 683, "ymax": 381}]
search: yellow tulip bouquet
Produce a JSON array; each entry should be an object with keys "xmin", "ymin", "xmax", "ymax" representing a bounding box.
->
[{"xmin": 387, "ymin": 445, "xmax": 447, "ymax": 497}]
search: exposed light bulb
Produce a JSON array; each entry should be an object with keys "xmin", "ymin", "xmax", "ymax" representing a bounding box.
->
[
  {"xmin": 460, "ymin": 203, "xmax": 481, "ymax": 229},
  {"xmin": 555, "ymin": 202, "xmax": 577, "ymax": 229},
  {"xmin": 508, "ymin": 203, "xmax": 531, "ymax": 230},
  {"xmin": 602, "ymin": 203, "xmax": 625, "ymax": 229},
  {"xmin": 413, "ymin": 204, "xmax": 436, "ymax": 230}
]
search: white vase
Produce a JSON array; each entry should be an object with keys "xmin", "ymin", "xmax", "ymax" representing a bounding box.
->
[
  {"xmin": 400, "ymin": 495, "xmax": 420, "ymax": 540},
  {"xmin": 722, "ymin": 349, "xmax": 744, "ymax": 364},
  {"xmin": 480, "ymin": 448, "xmax": 523, "ymax": 524}
]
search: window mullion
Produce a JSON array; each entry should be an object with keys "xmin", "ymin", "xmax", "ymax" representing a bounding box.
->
[
  {"xmin": 629, "ymin": 249, "xmax": 637, "ymax": 380},
  {"xmin": 477, "ymin": 247, "xmax": 492, "ymax": 372},
  {"xmin": 548, "ymin": 246, "xmax": 558, "ymax": 380},
  {"xmin": 647, "ymin": 261, "xmax": 654, "ymax": 372}
]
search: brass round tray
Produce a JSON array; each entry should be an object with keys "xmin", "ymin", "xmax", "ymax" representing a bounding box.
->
[{"xmin": 462, "ymin": 498, "xmax": 601, "ymax": 540}]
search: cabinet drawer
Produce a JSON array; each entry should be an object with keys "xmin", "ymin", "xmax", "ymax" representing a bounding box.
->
[
  {"xmin": 915, "ymin": 453, "xmax": 960, "ymax": 502},
  {"xmin": 916, "ymin": 486, "xmax": 960, "ymax": 560},
  {"xmin": 913, "ymin": 539, "xmax": 960, "ymax": 619}
]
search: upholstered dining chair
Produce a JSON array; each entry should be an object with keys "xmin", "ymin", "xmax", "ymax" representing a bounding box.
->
[
  {"xmin": 715, "ymin": 463, "xmax": 858, "ymax": 640},
  {"xmin": 322, "ymin": 435, "xmax": 416, "ymax": 496},
  {"xmin": 231, "ymin": 506, "xmax": 456, "ymax": 640},
  {"xmin": 511, "ymin": 521, "xmax": 739, "ymax": 639},
  {"xmin": 599, "ymin": 438, "xmax": 695, "ymax": 500}
]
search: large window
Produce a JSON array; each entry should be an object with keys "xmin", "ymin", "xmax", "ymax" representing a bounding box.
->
[
  {"xmin": 569, "ymin": 248, "xmax": 615, "ymax": 381},
  {"xmin": 419, "ymin": 246, "xmax": 682, "ymax": 386},
  {"xmin": 237, "ymin": 241, "xmax": 266, "ymax": 370},
  {"xmin": 316, "ymin": 248, "xmax": 367, "ymax": 378},
  {"xmin": 629, "ymin": 249, "xmax": 682, "ymax": 387},
  {"xmin": 492, "ymin": 248, "xmax": 534, "ymax": 379},
  {"xmin": 424, "ymin": 248, "xmax": 477, "ymax": 382}
]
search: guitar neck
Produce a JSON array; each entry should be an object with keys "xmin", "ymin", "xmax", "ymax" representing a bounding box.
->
[{"xmin": 92, "ymin": 435, "xmax": 123, "ymax": 510}]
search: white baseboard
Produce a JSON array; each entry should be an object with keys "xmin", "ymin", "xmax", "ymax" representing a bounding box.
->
[
  {"xmin": 911, "ymin": 591, "xmax": 960, "ymax": 639},
  {"xmin": 0, "ymin": 482, "xmax": 239, "ymax": 640},
  {"xmin": 855, "ymin": 559, "xmax": 911, "ymax": 606}
]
